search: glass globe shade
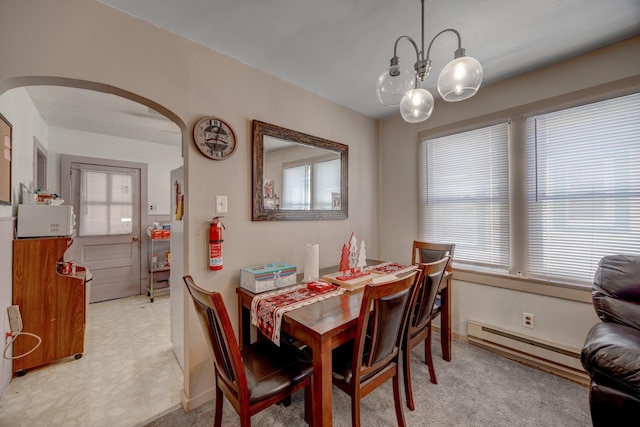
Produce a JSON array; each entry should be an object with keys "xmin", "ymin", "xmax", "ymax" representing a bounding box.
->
[
  {"xmin": 400, "ymin": 87, "xmax": 434, "ymax": 123},
  {"xmin": 437, "ymin": 56, "xmax": 483, "ymax": 102},
  {"xmin": 376, "ymin": 66, "xmax": 414, "ymax": 107}
]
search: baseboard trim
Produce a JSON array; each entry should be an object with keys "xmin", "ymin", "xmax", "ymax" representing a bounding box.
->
[{"xmin": 180, "ymin": 386, "xmax": 216, "ymax": 412}]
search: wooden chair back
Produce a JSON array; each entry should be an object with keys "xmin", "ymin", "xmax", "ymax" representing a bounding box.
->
[
  {"xmin": 411, "ymin": 240, "xmax": 455, "ymax": 273},
  {"xmin": 183, "ymin": 275, "xmax": 248, "ymax": 401},
  {"xmin": 408, "ymin": 257, "xmax": 450, "ymax": 335},
  {"xmin": 354, "ymin": 273, "xmax": 417, "ymax": 378}
]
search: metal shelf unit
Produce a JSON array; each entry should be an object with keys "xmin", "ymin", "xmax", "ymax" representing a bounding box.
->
[{"xmin": 147, "ymin": 236, "xmax": 170, "ymax": 302}]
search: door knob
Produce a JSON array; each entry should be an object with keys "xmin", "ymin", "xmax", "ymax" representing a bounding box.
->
[{"xmin": 132, "ymin": 236, "xmax": 139, "ymax": 241}]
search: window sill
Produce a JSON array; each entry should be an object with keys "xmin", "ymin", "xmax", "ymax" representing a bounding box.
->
[{"xmin": 452, "ymin": 267, "xmax": 592, "ymax": 303}]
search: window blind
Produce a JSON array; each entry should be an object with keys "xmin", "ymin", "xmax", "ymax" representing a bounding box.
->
[
  {"xmin": 282, "ymin": 164, "xmax": 310, "ymax": 210},
  {"xmin": 80, "ymin": 169, "xmax": 133, "ymax": 236},
  {"xmin": 525, "ymin": 92, "xmax": 640, "ymax": 283},
  {"xmin": 419, "ymin": 123, "xmax": 510, "ymax": 269},
  {"xmin": 312, "ymin": 158, "xmax": 340, "ymax": 210}
]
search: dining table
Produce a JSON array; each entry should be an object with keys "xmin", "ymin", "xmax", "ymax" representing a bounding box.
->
[{"xmin": 236, "ymin": 260, "xmax": 453, "ymax": 427}]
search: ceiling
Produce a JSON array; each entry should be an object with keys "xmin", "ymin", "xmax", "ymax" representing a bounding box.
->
[{"xmin": 22, "ymin": 0, "xmax": 640, "ymax": 145}]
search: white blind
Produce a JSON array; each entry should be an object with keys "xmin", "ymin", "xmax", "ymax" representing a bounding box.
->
[
  {"xmin": 282, "ymin": 164, "xmax": 310, "ymax": 210},
  {"xmin": 312, "ymin": 158, "xmax": 340, "ymax": 209},
  {"xmin": 80, "ymin": 170, "xmax": 133, "ymax": 236},
  {"xmin": 525, "ymin": 92, "xmax": 640, "ymax": 283},
  {"xmin": 419, "ymin": 123, "xmax": 510, "ymax": 269}
]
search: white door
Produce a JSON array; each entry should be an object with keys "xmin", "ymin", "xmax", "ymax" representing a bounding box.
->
[{"xmin": 68, "ymin": 162, "xmax": 142, "ymax": 302}]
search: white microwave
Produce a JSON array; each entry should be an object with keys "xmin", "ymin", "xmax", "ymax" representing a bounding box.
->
[{"xmin": 16, "ymin": 204, "xmax": 76, "ymax": 238}]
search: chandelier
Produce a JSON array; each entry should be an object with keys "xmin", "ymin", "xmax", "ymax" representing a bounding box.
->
[{"xmin": 376, "ymin": 0, "xmax": 483, "ymax": 123}]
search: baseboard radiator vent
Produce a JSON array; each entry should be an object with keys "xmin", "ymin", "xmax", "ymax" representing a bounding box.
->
[{"xmin": 467, "ymin": 320, "xmax": 589, "ymax": 386}]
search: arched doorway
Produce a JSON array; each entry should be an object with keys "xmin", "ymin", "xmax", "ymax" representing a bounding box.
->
[{"xmin": 0, "ymin": 77, "xmax": 187, "ymax": 423}]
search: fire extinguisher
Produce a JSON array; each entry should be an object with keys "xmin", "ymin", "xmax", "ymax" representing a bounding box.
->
[{"xmin": 209, "ymin": 216, "xmax": 225, "ymax": 271}]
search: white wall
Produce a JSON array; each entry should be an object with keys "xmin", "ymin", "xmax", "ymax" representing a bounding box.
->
[
  {"xmin": 0, "ymin": 87, "xmax": 49, "ymax": 392},
  {"xmin": 379, "ymin": 37, "xmax": 640, "ymax": 350},
  {"xmin": 0, "ymin": 87, "xmax": 49, "ymax": 217},
  {"xmin": 0, "ymin": 218, "xmax": 15, "ymax": 393},
  {"xmin": 48, "ymin": 127, "xmax": 182, "ymax": 215}
]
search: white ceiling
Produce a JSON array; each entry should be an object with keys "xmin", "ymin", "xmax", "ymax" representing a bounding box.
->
[{"xmin": 23, "ymin": 0, "xmax": 640, "ymax": 145}]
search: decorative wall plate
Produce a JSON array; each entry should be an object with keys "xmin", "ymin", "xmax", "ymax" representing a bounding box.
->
[{"xmin": 193, "ymin": 116, "xmax": 237, "ymax": 160}]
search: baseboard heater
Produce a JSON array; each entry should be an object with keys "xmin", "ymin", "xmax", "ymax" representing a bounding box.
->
[{"xmin": 467, "ymin": 320, "xmax": 589, "ymax": 386}]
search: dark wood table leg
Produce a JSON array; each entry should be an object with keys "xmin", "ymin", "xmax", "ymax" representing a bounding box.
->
[
  {"xmin": 310, "ymin": 338, "xmax": 333, "ymax": 427},
  {"xmin": 237, "ymin": 293, "xmax": 252, "ymax": 348}
]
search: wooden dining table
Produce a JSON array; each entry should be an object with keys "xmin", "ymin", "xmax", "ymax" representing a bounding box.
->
[{"xmin": 236, "ymin": 261, "xmax": 453, "ymax": 427}]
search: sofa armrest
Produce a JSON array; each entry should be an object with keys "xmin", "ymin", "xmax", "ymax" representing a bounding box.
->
[{"xmin": 581, "ymin": 322, "xmax": 640, "ymax": 401}]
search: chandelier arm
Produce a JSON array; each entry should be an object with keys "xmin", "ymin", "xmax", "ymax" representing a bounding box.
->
[
  {"xmin": 425, "ymin": 28, "xmax": 462, "ymax": 60},
  {"xmin": 420, "ymin": 0, "xmax": 425, "ymax": 62},
  {"xmin": 392, "ymin": 35, "xmax": 420, "ymax": 61}
]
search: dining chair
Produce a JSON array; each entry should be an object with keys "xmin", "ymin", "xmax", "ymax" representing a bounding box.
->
[
  {"xmin": 183, "ymin": 275, "xmax": 313, "ymax": 427},
  {"xmin": 403, "ymin": 257, "xmax": 450, "ymax": 411},
  {"xmin": 331, "ymin": 271, "xmax": 420, "ymax": 427},
  {"xmin": 411, "ymin": 240, "xmax": 455, "ymax": 357}
]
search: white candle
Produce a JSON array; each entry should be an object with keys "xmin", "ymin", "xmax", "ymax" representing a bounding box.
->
[{"xmin": 303, "ymin": 243, "xmax": 319, "ymax": 283}]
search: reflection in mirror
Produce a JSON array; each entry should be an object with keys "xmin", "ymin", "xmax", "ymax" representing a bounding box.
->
[{"xmin": 252, "ymin": 120, "xmax": 348, "ymax": 221}]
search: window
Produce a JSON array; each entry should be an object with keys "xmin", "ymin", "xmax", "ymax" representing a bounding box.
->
[
  {"xmin": 419, "ymin": 92, "xmax": 640, "ymax": 285},
  {"xmin": 313, "ymin": 158, "xmax": 340, "ymax": 210},
  {"xmin": 525, "ymin": 92, "xmax": 640, "ymax": 283},
  {"xmin": 79, "ymin": 170, "xmax": 133, "ymax": 236},
  {"xmin": 282, "ymin": 157, "xmax": 340, "ymax": 210},
  {"xmin": 419, "ymin": 123, "xmax": 510, "ymax": 270},
  {"xmin": 282, "ymin": 164, "xmax": 310, "ymax": 210}
]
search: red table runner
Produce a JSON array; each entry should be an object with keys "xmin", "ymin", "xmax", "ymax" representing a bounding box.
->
[{"xmin": 250, "ymin": 282, "xmax": 346, "ymax": 345}]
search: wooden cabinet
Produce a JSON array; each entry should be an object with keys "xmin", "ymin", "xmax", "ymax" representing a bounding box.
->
[{"xmin": 12, "ymin": 237, "xmax": 86, "ymax": 375}]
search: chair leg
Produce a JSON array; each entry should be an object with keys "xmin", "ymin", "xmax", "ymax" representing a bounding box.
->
[
  {"xmin": 278, "ymin": 396, "xmax": 292, "ymax": 407},
  {"xmin": 351, "ymin": 392, "xmax": 361, "ymax": 427},
  {"xmin": 304, "ymin": 385, "xmax": 312, "ymax": 425},
  {"xmin": 403, "ymin": 341, "xmax": 416, "ymax": 411},
  {"xmin": 393, "ymin": 372, "xmax": 407, "ymax": 427},
  {"xmin": 214, "ymin": 384, "xmax": 224, "ymax": 427},
  {"xmin": 240, "ymin": 410, "xmax": 251, "ymax": 427},
  {"xmin": 424, "ymin": 326, "xmax": 437, "ymax": 385}
]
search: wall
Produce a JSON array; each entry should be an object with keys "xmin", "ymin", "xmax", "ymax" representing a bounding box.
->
[
  {"xmin": 0, "ymin": 0, "xmax": 379, "ymax": 409},
  {"xmin": 0, "ymin": 88, "xmax": 49, "ymax": 217},
  {"xmin": 0, "ymin": 87, "xmax": 49, "ymax": 392},
  {"xmin": 379, "ymin": 37, "xmax": 640, "ymax": 350}
]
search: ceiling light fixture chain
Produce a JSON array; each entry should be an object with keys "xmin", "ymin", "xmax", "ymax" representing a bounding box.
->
[{"xmin": 376, "ymin": 0, "xmax": 483, "ymax": 123}]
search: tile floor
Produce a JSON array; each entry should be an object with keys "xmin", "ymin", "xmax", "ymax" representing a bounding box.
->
[{"xmin": 0, "ymin": 294, "xmax": 183, "ymax": 427}]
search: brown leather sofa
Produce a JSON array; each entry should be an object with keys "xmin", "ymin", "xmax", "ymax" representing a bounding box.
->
[{"xmin": 581, "ymin": 255, "xmax": 640, "ymax": 426}]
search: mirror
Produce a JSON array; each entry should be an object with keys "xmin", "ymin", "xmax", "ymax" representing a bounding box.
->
[{"xmin": 252, "ymin": 120, "xmax": 348, "ymax": 221}]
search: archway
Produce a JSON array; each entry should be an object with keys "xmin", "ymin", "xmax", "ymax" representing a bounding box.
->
[{"xmin": 0, "ymin": 75, "xmax": 188, "ymax": 422}]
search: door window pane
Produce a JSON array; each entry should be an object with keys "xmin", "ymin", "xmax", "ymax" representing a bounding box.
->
[{"xmin": 79, "ymin": 170, "xmax": 133, "ymax": 236}]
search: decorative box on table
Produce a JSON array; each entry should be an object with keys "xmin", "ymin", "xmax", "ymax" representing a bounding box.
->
[{"xmin": 240, "ymin": 262, "xmax": 297, "ymax": 293}]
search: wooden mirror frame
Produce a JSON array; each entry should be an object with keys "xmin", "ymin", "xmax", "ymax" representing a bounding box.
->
[{"xmin": 252, "ymin": 120, "xmax": 348, "ymax": 221}]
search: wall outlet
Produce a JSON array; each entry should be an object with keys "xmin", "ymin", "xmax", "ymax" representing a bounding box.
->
[
  {"xmin": 522, "ymin": 312, "xmax": 534, "ymax": 329},
  {"xmin": 7, "ymin": 305, "xmax": 22, "ymax": 333}
]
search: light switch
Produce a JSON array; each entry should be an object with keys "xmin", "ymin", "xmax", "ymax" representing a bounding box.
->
[{"xmin": 216, "ymin": 195, "xmax": 228, "ymax": 213}]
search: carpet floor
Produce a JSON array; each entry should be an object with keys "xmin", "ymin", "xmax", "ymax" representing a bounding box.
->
[{"xmin": 140, "ymin": 337, "xmax": 590, "ymax": 427}]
